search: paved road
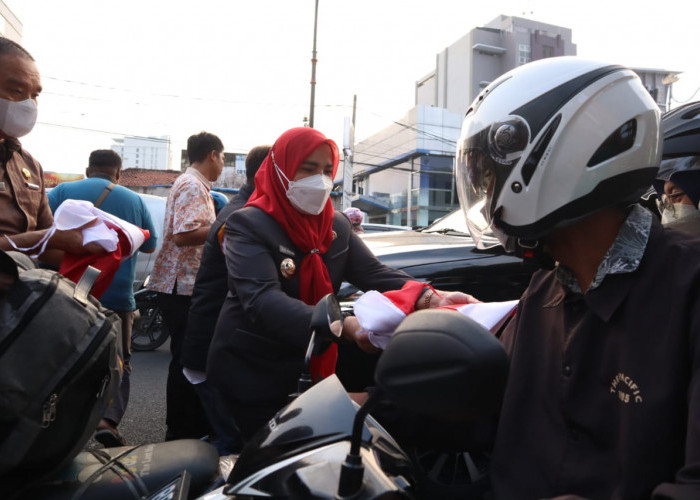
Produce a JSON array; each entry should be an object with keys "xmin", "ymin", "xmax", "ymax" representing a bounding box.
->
[{"xmin": 87, "ymin": 339, "xmax": 171, "ymax": 449}]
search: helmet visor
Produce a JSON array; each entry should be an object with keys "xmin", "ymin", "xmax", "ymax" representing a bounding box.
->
[{"xmin": 456, "ymin": 121, "xmax": 523, "ymax": 250}]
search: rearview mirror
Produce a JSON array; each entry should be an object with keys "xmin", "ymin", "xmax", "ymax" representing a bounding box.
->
[
  {"xmin": 309, "ymin": 293, "xmax": 343, "ymax": 340},
  {"xmin": 375, "ymin": 309, "xmax": 509, "ymax": 422}
]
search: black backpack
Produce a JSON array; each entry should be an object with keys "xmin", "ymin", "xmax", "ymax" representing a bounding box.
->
[{"xmin": 0, "ymin": 250, "xmax": 121, "ymax": 491}]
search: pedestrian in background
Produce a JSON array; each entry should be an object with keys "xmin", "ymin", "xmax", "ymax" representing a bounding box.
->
[
  {"xmin": 147, "ymin": 131, "xmax": 224, "ymax": 441},
  {"xmin": 48, "ymin": 149, "xmax": 158, "ymax": 446},
  {"xmin": 653, "ymin": 101, "xmax": 700, "ymax": 236},
  {"xmin": 343, "ymin": 207, "xmax": 365, "ymax": 234}
]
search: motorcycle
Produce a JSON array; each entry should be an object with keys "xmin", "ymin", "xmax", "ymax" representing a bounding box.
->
[
  {"xmin": 131, "ymin": 276, "xmax": 170, "ymax": 351},
  {"xmin": 202, "ymin": 294, "xmax": 509, "ymax": 499},
  {"xmin": 16, "ymin": 294, "xmax": 508, "ymax": 499}
]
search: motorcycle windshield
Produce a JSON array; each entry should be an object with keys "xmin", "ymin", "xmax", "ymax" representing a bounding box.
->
[{"xmin": 228, "ymin": 375, "xmax": 370, "ymax": 483}]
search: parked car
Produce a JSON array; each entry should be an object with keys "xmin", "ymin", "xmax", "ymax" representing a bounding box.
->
[
  {"xmin": 342, "ymin": 209, "xmax": 537, "ymax": 302},
  {"xmin": 361, "ymin": 222, "xmax": 411, "ymax": 233},
  {"xmin": 133, "ymin": 193, "xmax": 167, "ymax": 290}
]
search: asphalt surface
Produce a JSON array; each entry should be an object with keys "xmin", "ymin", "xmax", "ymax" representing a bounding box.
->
[{"xmin": 86, "ymin": 339, "xmax": 171, "ymax": 449}]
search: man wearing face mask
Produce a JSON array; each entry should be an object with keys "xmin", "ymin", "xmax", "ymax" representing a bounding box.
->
[
  {"xmin": 0, "ymin": 38, "xmax": 51, "ymax": 237},
  {"xmin": 0, "ymin": 38, "xmax": 99, "ymax": 261},
  {"xmin": 653, "ymin": 101, "xmax": 700, "ymax": 236}
]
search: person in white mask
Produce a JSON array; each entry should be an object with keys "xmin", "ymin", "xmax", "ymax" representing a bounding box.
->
[
  {"xmin": 653, "ymin": 101, "xmax": 700, "ymax": 236},
  {"xmin": 206, "ymin": 126, "xmax": 476, "ymax": 442},
  {"xmin": 0, "ymin": 37, "xmax": 98, "ymax": 260}
]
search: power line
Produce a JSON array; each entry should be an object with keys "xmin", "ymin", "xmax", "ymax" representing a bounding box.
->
[{"xmin": 672, "ymin": 85, "xmax": 700, "ymax": 104}]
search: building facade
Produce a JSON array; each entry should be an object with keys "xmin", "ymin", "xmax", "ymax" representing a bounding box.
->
[
  {"xmin": 416, "ymin": 15, "xmax": 577, "ymax": 117},
  {"xmin": 352, "ymin": 105, "xmax": 461, "ymax": 227},
  {"xmin": 0, "ymin": 1, "xmax": 21, "ymax": 42},
  {"xmin": 112, "ymin": 135, "xmax": 172, "ymax": 170}
]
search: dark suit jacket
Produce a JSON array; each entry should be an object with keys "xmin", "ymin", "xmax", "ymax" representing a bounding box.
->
[
  {"xmin": 181, "ymin": 184, "xmax": 253, "ymax": 371},
  {"xmin": 206, "ymin": 206, "xmax": 410, "ymax": 431}
]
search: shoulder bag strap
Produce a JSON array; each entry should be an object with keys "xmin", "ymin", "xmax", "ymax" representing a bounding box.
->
[{"xmin": 94, "ymin": 182, "xmax": 115, "ymax": 208}]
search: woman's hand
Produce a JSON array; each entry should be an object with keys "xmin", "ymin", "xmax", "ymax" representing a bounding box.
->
[
  {"xmin": 434, "ymin": 290, "xmax": 481, "ymax": 307},
  {"xmin": 341, "ymin": 315, "xmax": 380, "ymax": 354}
]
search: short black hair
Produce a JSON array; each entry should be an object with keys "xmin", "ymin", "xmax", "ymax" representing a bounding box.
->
[
  {"xmin": 245, "ymin": 145, "xmax": 271, "ymax": 185},
  {"xmin": 187, "ymin": 131, "xmax": 224, "ymax": 164},
  {"xmin": 88, "ymin": 149, "xmax": 122, "ymax": 171},
  {"xmin": 0, "ymin": 37, "xmax": 34, "ymax": 61}
]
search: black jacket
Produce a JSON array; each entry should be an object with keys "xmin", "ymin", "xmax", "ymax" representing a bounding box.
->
[
  {"xmin": 181, "ymin": 184, "xmax": 254, "ymax": 371},
  {"xmin": 206, "ymin": 206, "xmax": 410, "ymax": 431},
  {"xmin": 492, "ymin": 218, "xmax": 700, "ymax": 499}
]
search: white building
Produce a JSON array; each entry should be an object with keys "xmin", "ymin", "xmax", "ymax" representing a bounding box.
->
[
  {"xmin": 112, "ymin": 135, "xmax": 172, "ymax": 170},
  {"xmin": 0, "ymin": 1, "xmax": 21, "ymax": 42}
]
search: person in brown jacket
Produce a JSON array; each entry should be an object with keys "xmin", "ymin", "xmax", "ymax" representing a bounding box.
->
[
  {"xmin": 0, "ymin": 37, "xmax": 98, "ymax": 260},
  {"xmin": 457, "ymin": 57, "xmax": 700, "ymax": 499}
]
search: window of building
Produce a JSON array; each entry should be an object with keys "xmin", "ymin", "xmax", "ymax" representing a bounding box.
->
[
  {"xmin": 518, "ymin": 44, "xmax": 531, "ymax": 65},
  {"xmin": 542, "ymin": 45, "xmax": 554, "ymax": 58},
  {"xmin": 354, "ymin": 177, "xmax": 366, "ymax": 196}
]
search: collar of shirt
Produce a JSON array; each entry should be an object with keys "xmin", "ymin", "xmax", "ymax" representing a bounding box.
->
[
  {"xmin": 555, "ymin": 204, "xmax": 653, "ymax": 294},
  {"xmin": 0, "ymin": 137, "xmax": 21, "ymax": 163},
  {"xmin": 185, "ymin": 166, "xmax": 212, "ymax": 190}
]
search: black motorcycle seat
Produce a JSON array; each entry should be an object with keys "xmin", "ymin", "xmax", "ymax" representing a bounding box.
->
[{"xmin": 15, "ymin": 439, "xmax": 220, "ymax": 499}]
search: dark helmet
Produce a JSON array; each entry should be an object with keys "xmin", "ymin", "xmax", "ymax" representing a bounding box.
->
[
  {"xmin": 661, "ymin": 101, "xmax": 700, "ymax": 159},
  {"xmin": 653, "ymin": 101, "xmax": 700, "ymax": 206}
]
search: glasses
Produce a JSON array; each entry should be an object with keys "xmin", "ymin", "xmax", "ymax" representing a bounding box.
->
[{"xmin": 656, "ymin": 191, "xmax": 686, "ymax": 214}]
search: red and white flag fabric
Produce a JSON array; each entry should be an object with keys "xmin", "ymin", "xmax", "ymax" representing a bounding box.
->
[
  {"xmin": 354, "ymin": 281, "xmax": 517, "ymax": 350},
  {"xmin": 6, "ymin": 199, "xmax": 150, "ymax": 298}
]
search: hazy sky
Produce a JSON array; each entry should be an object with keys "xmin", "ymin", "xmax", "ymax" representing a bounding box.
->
[{"xmin": 5, "ymin": 0, "xmax": 699, "ymax": 173}]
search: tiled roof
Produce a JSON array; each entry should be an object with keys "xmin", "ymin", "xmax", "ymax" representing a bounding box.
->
[{"xmin": 119, "ymin": 168, "xmax": 182, "ymax": 187}]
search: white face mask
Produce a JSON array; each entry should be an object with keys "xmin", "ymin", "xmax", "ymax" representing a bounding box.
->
[
  {"xmin": 0, "ymin": 97, "xmax": 38, "ymax": 138},
  {"xmin": 273, "ymin": 152, "xmax": 334, "ymax": 215},
  {"xmin": 661, "ymin": 203, "xmax": 697, "ymax": 224}
]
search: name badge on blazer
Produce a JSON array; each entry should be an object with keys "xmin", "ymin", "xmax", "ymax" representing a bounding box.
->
[{"xmin": 278, "ymin": 245, "xmax": 295, "ymax": 257}]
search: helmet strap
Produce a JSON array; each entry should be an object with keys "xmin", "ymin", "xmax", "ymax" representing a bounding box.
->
[{"xmin": 515, "ymin": 239, "xmax": 556, "ymax": 270}]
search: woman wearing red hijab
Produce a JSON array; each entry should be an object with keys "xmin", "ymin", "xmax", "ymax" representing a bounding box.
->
[{"xmin": 206, "ymin": 127, "xmax": 472, "ymax": 441}]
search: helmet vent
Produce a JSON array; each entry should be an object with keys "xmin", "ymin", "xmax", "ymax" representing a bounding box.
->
[
  {"xmin": 681, "ymin": 108, "xmax": 700, "ymax": 120},
  {"xmin": 587, "ymin": 119, "xmax": 637, "ymax": 167},
  {"xmin": 522, "ymin": 114, "xmax": 561, "ymax": 186}
]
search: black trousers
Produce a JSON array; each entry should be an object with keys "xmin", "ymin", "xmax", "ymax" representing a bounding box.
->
[{"xmin": 156, "ymin": 292, "xmax": 211, "ymax": 441}]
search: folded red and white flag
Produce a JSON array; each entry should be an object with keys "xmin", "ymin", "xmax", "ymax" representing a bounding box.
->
[
  {"xmin": 6, "ymin": 199, "xmax": 150, "ymax": 298},
  {"xmin": 354, "ymin": 283, "xmax": 517, "ymax": 350}
]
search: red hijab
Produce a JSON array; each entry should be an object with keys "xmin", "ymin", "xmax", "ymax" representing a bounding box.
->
[{"xmin": 246, "ymin": 127, "xmax": 340, "ymax": 379}]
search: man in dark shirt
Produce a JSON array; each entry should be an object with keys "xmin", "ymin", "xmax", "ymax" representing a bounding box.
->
[
  {"xmin": 456, "ymin": 58, "xmax": 700, "ymax": 498},
  {"xmin": 180, "ymin": 144, "xmax": 270, "ymax": 454}
]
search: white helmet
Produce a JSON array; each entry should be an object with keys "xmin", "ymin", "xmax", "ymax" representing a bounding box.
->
[{"xmin": 456, "ymin": 56, "xmax": 662, "ymax": 252}]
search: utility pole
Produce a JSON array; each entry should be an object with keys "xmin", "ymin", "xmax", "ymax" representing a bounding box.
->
[
  {"xmin": 342, "ymin": 95, "xmax": 357, "ymax": 211},
  {"xmin": 308, "ymin": 0, "xmax": 319, "ymax": 128}
]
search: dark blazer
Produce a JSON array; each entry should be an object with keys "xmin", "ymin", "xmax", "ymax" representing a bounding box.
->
[
  {"xmin": 181, "ymin": 184, "xmax": 254, "ymax": 371},
  {"xmin": 206, "ymin": 206, "xmax": 410, "ymax": 436}
]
